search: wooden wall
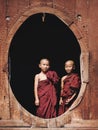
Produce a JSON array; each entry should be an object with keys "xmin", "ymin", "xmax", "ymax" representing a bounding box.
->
[{"xmin": 0, "ymin": 0, "xmax": 98, "ymax": 129}]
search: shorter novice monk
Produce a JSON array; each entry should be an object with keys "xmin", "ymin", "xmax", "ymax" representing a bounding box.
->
[{"xmin": 58, "ymin": 60, "xmax": 81, "ymax": 116}]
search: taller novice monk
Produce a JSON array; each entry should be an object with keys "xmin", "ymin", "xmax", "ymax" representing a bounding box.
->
[{"xmin": 34, "ymin": 58, "xmax": 59, "ymax": 118}]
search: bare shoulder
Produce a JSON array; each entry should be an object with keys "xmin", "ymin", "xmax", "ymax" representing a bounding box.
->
[
  {"xmin": 34, "ymin": 73, "xmax": 40, "ymax": 79},
  {"xmin": 61, "ymin": 75, "xmax": 67, "ymax": 81}
]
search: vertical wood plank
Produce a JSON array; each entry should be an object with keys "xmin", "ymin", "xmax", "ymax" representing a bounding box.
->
[{"xmin": 0, "ymin": 0, "xmax": 10, "ymax": 120}]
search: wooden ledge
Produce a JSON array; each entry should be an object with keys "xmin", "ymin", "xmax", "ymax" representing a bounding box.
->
[
  {"xmin": 0, "ymin": 120, "xmax": 98, "ymax": 130},
  {"xmin": 0, "ymin": 120, "xmax": 30, "ymax": 127}
]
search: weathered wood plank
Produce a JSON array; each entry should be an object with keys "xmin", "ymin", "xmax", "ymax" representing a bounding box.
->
[{"xmin": 0, "ymin": 120, "xmax": 30, "ymax": 127}]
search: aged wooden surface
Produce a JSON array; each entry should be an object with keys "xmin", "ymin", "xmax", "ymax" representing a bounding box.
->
[{"xmin": 0, "ymin": 0, "xmax": 98, "ymax": 129}]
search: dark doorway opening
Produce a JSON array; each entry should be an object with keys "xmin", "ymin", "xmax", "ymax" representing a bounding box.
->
[{"xmin": 9, "ymin": 13, "xmax": 81, "ymax": 116}]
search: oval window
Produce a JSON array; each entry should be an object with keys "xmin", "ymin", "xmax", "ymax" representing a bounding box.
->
[{"xmin": 8, "ymin": 13, "xmax": 81, "ymax": 118}]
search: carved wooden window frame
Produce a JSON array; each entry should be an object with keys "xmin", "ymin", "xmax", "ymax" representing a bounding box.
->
[{"xmin": 3, "ymin": 7, "xmax": 89, "ymax": 127}]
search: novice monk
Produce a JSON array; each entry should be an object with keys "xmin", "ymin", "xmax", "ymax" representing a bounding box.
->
[
  {"xmin": 34, "ymin": 58, "xmax": 59, "ymax": 118},
  {"xmin": 58, "ymin": 60, "xmax": 81, "ymax": 116}
]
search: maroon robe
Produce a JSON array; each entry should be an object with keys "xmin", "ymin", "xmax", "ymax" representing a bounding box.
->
[
  {"xmin": 36, "ymin": 71, "xmax": 59, "ymax": 118},
  {"xmin": 58, "ymin": 73, "xmax": 81, "ymax": 116}
]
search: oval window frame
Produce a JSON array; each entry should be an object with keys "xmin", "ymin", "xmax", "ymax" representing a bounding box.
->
[{"xmin": 4, "ymin": 6, "xmax": 89, "ymax": 127}]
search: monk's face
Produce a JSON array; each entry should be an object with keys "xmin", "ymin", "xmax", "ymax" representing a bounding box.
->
[
  {"xmin": 39, "ymin": 59, "xmax": 50, "ymax": 72},
  {"xmin": 65, "ymin": 60, "xmax": 75, "ymax": 74}
]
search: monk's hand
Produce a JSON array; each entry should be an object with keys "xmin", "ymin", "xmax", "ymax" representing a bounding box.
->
[
  {"xmin": 65, "ymin": 98, "xmax": 71, "ymax": 105},
  {"xmin": 59, "ymin": 98, "xmax": 63, "ymax": 105},
  {"xmin": 35, "ymin": 99, "xmax": 39, "ymax": 106}
]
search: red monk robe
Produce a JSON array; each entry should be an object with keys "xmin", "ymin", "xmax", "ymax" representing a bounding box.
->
[
  {"xmin": 58, "ymin": 73, "xmax": 81, "ymax": 116},
  {"xmin": 36, "ymin": 71, "xmax": 59, "ymax": 118}
]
